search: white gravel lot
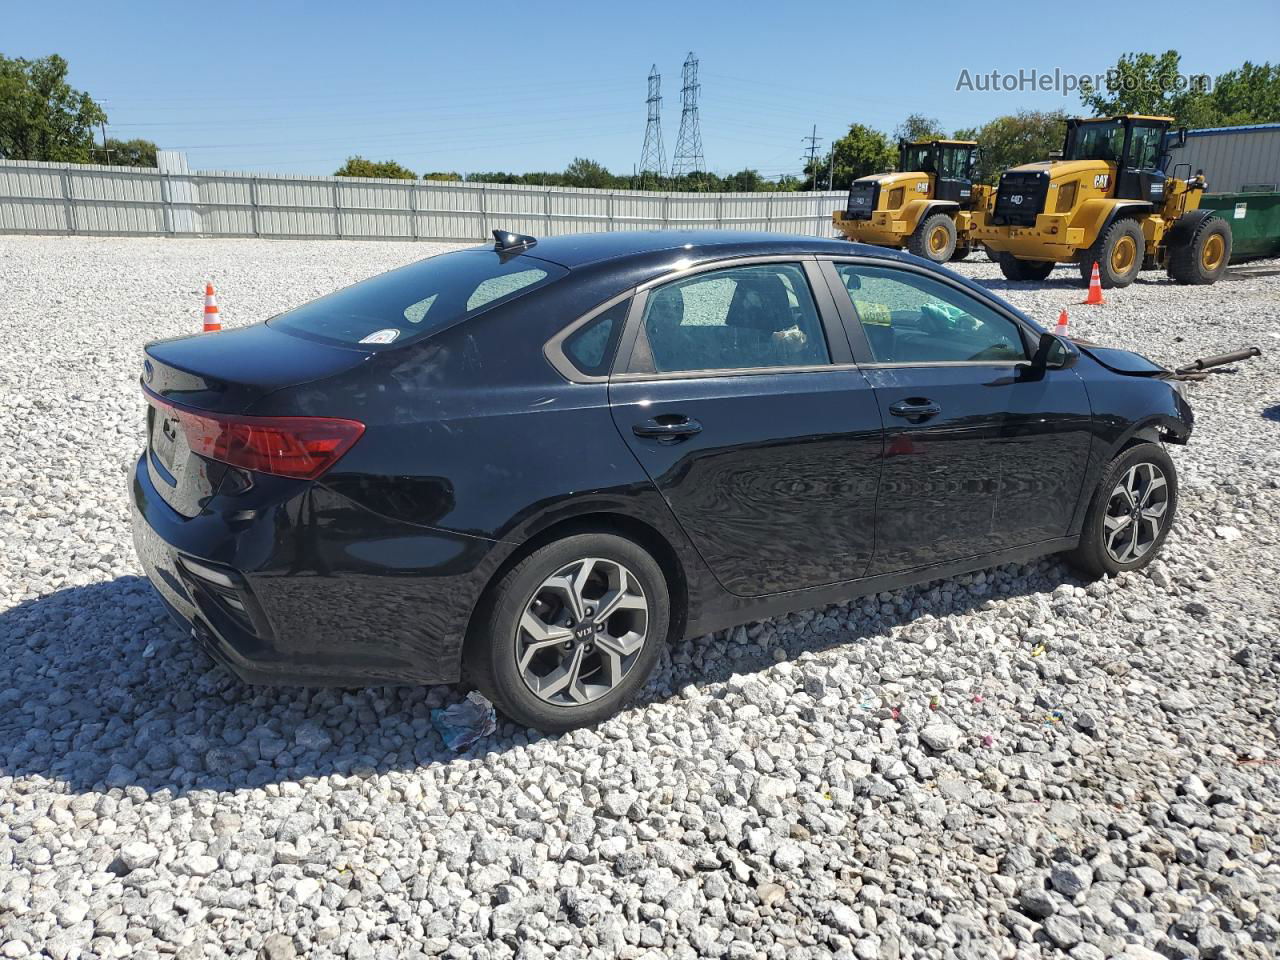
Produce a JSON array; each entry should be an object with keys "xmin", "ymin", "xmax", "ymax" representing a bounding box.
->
[{"xmin": 1, "ymin": 235, "xmax": 1278, "ymax": 960}]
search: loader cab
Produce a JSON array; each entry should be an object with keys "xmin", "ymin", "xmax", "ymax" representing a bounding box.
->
[
  {"xmin": 1063, "ymin": 115, "xmax": 1172, "ymax": 205},
  {"xmin": 898, "ymin": 139, "xmax": 979, "ymax": 208}
]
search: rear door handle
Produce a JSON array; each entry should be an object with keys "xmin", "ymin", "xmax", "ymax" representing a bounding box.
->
[
  {"xmin": 632, "ymin": 415, "xmax": 702, "ymax": 441},
  {"xmin": 889, "ymin": 399, "xmax": 942, "ymax": 420}
]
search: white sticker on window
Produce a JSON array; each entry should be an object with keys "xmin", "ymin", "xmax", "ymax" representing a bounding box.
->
[{"xmin": 359, "ymin": 328, "xmax": 400, "ymax": 344}]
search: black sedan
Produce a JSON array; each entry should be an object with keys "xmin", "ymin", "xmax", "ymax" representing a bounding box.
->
[{"xmin": 131, "ymin": 229, "xmax": 1192, "ymax": 730}]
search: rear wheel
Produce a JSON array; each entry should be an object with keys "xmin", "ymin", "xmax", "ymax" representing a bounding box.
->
[
  {"xmin": 465, "ymin": 533, "xmax": 670, "ymax": 732},
  {"xmin": 1167, "ymin": 216, "xmax": 1231, "ymax": 285},
  {"xmin": 907, "ymin": 213, "xmax": 957, "ymax": 263},
  {"xmin": 997, "ymin": 252, "xmax": 1055, "ymax": 281},
  {"xmin": 1080, "ymin": 218, "xmax": 1145, "ymax": 288},
  {"xmin": 1068, "ymin": 443, "xmax": 1178, "ymax": 578}
]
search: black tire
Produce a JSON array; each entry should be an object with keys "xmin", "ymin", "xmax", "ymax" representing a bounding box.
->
[
  {"xmin": 950, "ymin": 243, "xmax": 971, "ymax": 262},
  {"xmin": 1167, "ymin": 216, "xmax": 1231, "ymax": 285},
  {"xmin": 1068, "ymin": 443, "xmax": 1178, "ymax": 579},
  {"xmin": 465, "ymin": 533, "xmax": 671, "ymax": 732},
  {"xmin": 1079, "ymin": 218, "xmax": 1145, "ymax": 288},
  {"xmin": 997, "ymin": 252, "xmax": 1055, "ymax": 281},
  {"xmin": 907, "ymin": 212, "xmax": 957, "ymax": 263}
]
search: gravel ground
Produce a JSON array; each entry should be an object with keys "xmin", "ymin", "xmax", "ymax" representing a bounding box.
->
[{"xmin": 1, "ymin": 235, "xmax": 1278, "ymax": 960}]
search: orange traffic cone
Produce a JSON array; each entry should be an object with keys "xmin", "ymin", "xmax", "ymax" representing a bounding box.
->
[
  {"xmin": 203, "ymin": 283, "xmax": 222, "ymax": 332},
  {"xmin": 1082, "ymin": 262, "xmax": 1105, "ymax": 305},
  {"xmin": 1054, "ymin": 309, "xmax": 1069, "ymax": 336}
]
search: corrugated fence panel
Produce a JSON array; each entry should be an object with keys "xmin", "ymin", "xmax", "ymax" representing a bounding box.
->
[
  {"xmin": 0, "ymin": 159, "xmax": 848, "ymax": 241},
  {"xmin": 546, "ymin": 188, "xmax": 611, "ymax": 236},
  {"xmin": 67, "ymin": 166, "xmax": 166, "ymax": 234},
  {"xmin": 417, "ymin": 182, "xmax": 485, "ymax": 241},
  {"xmin": 0, "ymin": 164, "xmax": 69, "ymax": 232},
  {"xmin": 612, "ymin": 192, "xmax": 665, "ymax": 230}
]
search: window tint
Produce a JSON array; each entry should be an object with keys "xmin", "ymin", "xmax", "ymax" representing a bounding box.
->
[
  {"xmin": 642, "ymin": 263, "xmax": 829, "ymax": 374},
  {"xmin": 562, "ymin": 299, "xmax": 628, "ymax": 376},
  {"xmin": 834, "ymin": 264, "xmax": 1028, "ymax": 364},
  {"xmin": 268, "ymin": 250, "xmax": 565, "ymax": 347},
  {"xmin": 1127, "ymin": 125, "xmax": 1163, "ymax": 170}
]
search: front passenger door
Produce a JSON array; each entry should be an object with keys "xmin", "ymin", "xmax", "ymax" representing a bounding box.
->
[{"xmin": 824, "ymin": 261, "xmax": 1092, "ymax": 575}]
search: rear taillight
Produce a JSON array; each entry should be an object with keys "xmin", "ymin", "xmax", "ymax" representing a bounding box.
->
[{"xmin": 145, "ymin": 388, "xmax": 364, "ymax": 480}]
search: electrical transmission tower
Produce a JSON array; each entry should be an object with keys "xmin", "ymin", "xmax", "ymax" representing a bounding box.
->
[
  {"xmin": 801, "ymin": 125, "xmax": 823, "ymax": 189},
  {"xmin": 671, "ymin": 52, "xmax": 706, "ymax": 186},
  {"xmin": 638, "ymin": 65, "xmax": 666, "ymax": 190}
]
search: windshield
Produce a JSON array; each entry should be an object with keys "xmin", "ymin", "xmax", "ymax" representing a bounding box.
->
[
  {"xmin": 268, "ymin": 249, "xmax": 566, "ymax": 347},
  {"xmin": 1065, "ymin": 120, "xmax": 1126, "ymax": 162}
]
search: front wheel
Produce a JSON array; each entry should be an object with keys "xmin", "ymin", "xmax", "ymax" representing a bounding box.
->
[
  {"xmin": 997, "ymin": 252, "xmax": 1055, "ymax": 281},
  {"xmin": 1068, "ymin": 443, "xmax": 1178, "ymax": 578},
  {"xmin": 1167, "ymin": 216, "xmax": 1231, "ymax": 285},
  {"xmin": 465, "ymin": 533, "xmax": 670, "ymax": 731},
  {"xmin": 907, "ymin": 212, "xmax": 957, "ymax": 263},
  {"xmin": 1080, "ymin": 218, "xmax": 1145, "ymax": 288}
]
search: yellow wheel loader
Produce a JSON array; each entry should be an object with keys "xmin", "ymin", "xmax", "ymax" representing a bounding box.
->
[
  {"xmin": 970, "ymin": 115, "xmax": 1232, "ymax": 288},
  {"xmin": 832, "ymin": 140, "xmax": 994, "ymax": 264}
]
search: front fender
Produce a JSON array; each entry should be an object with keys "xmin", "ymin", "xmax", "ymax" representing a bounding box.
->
[
  {"xmin": 1071, "ymin": 199, "xmax": 1154, "ymax": 245},
  {"xmin": 901, "ymin": 199, "xmax": 959, "ymax": 233}
]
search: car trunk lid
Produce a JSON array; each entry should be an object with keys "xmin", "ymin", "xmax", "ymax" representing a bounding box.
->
[{"xmin": 142, "ymin": 324, "xmax": 371, "ymax": 517}]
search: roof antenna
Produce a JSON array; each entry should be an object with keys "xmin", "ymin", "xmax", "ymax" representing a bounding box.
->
[{"xmin": 493, "ymin": 229, "xmax": 537, "ymax": 254}]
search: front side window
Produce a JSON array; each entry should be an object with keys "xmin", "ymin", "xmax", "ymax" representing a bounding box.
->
[
  {"xmin": 641, "ymin": 263, "xmax": 830, "ymax": 374},
  {"xmin": 269, "ymin": 250, "xmax": 565, "ymax": 347},
  {"xmin": 1127, "ymin": 125, "xmax": 1164, "ymax": 170},
  {"xmin": 833, "ymin": 264, "xmax": 1028, "ymax": 364}
]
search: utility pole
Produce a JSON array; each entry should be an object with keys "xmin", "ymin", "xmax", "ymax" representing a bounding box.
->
[
  {"xmin": 827, "ymin": 139, "xmax": 836, "ymax": 191},
  {"xmin": 801, "ymin": 125, "xmax": 823, "ymax": 190}
]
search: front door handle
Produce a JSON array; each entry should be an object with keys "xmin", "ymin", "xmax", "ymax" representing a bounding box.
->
[
  {"xmin": 632, "ymin": 415, "xmax": 702, "ymax": 441},
  {"xmin": 889, "ymin": 398, "xmax": 942, "ymax": 421}
]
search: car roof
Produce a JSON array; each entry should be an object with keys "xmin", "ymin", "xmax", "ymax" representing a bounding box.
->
[{"xmin": 512, "ymin": 229, "xmax": 883, "ymax": 269}]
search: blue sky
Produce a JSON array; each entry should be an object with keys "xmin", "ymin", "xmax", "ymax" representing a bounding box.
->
[{"xmin": 8, "ymin": 0, "xmax": 1278, "ymax": 178}]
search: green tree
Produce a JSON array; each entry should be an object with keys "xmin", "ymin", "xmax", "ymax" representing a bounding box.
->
[
  {"xmin": 562, "ymin": 157, "xmax": 615, "ymax": 189},
  {"xmin": 421, "ymin": 171, "xmax": 462, "ymax": 181},
  {"xmin": 893, "ymin": 113, "xmax": 945, "ymax": 145},
  {"xmin": 1081, "ymin": 50, "xmax": 1214, "ymax": 125},
  {"xmin": 810, "ymin": 123, "xmax": 895, "ymax": 190},
  {"xmin": 334, "ymin": 155, "xmax": 417, "ymax": 179},
  {"xmin": 724, "ymin": 168, "xmax": 766, "ymax": 192},
  {"xmin": 970, "ymin": 110, "xmax": 1068, "ymax": 182},
  {"xmin": 101, "ymin": 137, "xmax": 157, "ymax": 167},
  {"xmin": 1206, "ymin": 61, "xmax": 1280, "ymax": 124},
  {"xmin": 0, "ymin": 53, "xmax": 106, "ymax": 162}
]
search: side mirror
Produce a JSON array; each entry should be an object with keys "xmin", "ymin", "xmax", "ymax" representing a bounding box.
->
[{"xmin": 1032, "ymin": 331, "xmax": 1079, "ymax": 370}]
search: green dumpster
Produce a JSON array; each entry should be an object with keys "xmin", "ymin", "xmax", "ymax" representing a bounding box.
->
[{"xmin": 1202, "ymin": 191, "xmax": 1280, "ymax": 262}]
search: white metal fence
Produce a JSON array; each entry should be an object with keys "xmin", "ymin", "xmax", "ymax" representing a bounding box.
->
[{"xmin": 0, "ymin": 159, "xmax": 846, "ymax": 242}]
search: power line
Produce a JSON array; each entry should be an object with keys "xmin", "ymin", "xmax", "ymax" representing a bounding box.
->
[
  {"xmin": 638, "ymin": 65, "xmax": 666, "ymax": 190},
  {"xmin": 670, "ymin": 52, "xmax": 706, "ymax": 186}
]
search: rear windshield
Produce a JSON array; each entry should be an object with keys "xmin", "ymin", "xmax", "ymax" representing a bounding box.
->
[{"xmin": 268, "ymin": 249, "xmax": 566, "ymax": 347}]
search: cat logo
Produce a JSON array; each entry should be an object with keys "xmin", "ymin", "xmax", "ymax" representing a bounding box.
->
[
  {"xmin": 915, "ymin": 182, "xmax": 929, "ymax": 193},
  {"xmin": 1093, "ymin": 174, "xmax": 1110, "ymax": 189}
]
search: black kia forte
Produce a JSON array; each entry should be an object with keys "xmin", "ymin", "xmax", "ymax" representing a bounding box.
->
[{"xmin": 132, "ymin": 229, "xmax": 1194, "ymax": 730}]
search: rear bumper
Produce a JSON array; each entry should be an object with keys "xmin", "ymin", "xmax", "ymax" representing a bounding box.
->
[{"xmin": 130, "ymin": 453, "xmax": 506, "ymax": 686}]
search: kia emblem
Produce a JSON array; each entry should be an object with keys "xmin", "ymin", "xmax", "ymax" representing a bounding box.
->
[{"xmin": 143, "ymin": 359, "xmax": 154, "ymax": 383}]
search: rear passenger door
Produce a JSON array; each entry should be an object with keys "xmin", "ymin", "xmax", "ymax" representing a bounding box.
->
[
  {"xmin": 608, "ymin": 259, "xmax": 884, "ymax": 598},
  {"xmin": 821, "ymin": 259, "xmax": 1092, "ymax": 574}
]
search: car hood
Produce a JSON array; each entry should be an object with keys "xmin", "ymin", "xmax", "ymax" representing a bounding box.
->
[{"xmin": 1074, "ymin": 341, "xmax": 1169, "ymax": 376}]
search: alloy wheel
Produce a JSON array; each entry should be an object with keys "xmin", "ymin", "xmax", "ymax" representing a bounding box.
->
[
  {"xmin": 515, "ymin": 557, "xmax": 649, "ymax": 706},
  {"xmin": 1103, "ymin": 461, "xmax": 1169, "ymax": 564}
]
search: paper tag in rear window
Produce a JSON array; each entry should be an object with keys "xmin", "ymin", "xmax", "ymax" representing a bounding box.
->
[{"xmin": 359, "ymin": 328, "xmax": 401, "ymax": 345}]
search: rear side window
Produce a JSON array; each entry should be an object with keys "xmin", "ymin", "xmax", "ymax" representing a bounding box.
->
[
  {"xmin": 640, "ymin": 263, "xmax": 830, "ymax": 374},
  {"xmin": 268, "ymin": 250, "xmax": 566, "ymax": 347},
  {"xmin": 562, "ymin": 299, "xmax": 629, "ymax": 376}
]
